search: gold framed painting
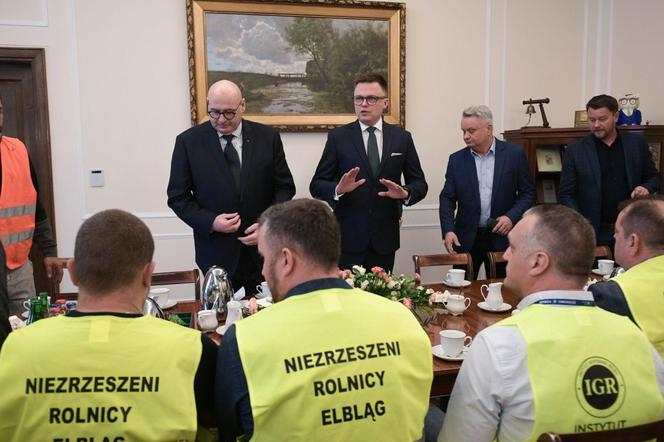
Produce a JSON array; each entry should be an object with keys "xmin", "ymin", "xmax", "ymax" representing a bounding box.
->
[{"xmin": 186, "ymin": 0, "xmax": 406, "ymax": 131}]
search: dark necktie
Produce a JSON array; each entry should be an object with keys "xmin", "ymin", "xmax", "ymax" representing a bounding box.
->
[
  {"xmin": 367, "ymin": 127, "xmax": 380, "ymax": 177},
  {"xmin": 222, "ymin": 134, "xmax": 241, "ymax": 190}
]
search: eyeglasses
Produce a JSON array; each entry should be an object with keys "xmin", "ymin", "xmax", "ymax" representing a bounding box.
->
[
  {"xmin": 208, "ymin": 101, "xmax": 243, "ymax": 120},
  {"xmin": 353, "ymin": 95, "xmax": 387, "ymax": 106}
]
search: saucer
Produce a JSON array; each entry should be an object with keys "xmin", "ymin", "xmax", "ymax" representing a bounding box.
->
[
  {"xmin": 158, "ymin": 299, "xmax": 178, "ymax": 310},
  {"xmin": 443, "ymin": 279, "xmax": 471, "ymax": 288},
  {"xmin": 432, "ymin": 345, "xmax": 466, "ymax": 361},
  {"xmin": 592, "ymin": 268, "xmax": 611, "ymax": 276},
  {"xmin": 477, "ymin": 301, "xmax": 512, "ymax": 313}
]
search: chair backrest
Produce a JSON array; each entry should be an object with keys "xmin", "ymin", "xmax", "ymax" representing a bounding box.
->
[
  {"xmin": 151, "ymin": 269, "xmax": 201, "ymax": 300},
  {"xmin": 537, "ymin": 418, "xmax": 664, "ymax": 442},
  {"xmin": 412, "ymin": 253, "xmax": 474, "ymax": 281},
  {"xmin": 594, "ymin": 245, "xmax": 613, "ymax": 260},
  {"xmin": 487, "ymin": 251, "xmax": 506, "ymax": 279}
]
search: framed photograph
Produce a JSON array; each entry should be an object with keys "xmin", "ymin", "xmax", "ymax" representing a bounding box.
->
[
  {"xmin": 186, "ymin": 0, "xmax": 406, "ymax": 131},
  {"xmin": 574, "ymin": 110, "xmax": 588, "ymax": 128},
  {"xmin": 535, "ymin": 145, "xmax": 562, "ymax": 172},
  {"xmin": 648, "ymin": 142, "xmax": 661, "ymax": 171}
]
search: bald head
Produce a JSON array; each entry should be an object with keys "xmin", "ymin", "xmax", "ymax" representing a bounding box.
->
[
  {"xmin": 619, "ymin": 196, "xmax": 664, "ymax": 256},
  {"xmin": 206, "ymin": 80, "xmax": 245, "ymax": 134}
]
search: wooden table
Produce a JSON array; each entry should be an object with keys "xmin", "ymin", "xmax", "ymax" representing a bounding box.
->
[{"xmin": 168, "ymin": 273, "xmax": 604, "ymax": 397}]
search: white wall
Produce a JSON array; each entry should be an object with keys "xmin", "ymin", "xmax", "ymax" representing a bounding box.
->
[{"xmin": 1, "ymin": 0, "xmax": 663, "ymax": 291}]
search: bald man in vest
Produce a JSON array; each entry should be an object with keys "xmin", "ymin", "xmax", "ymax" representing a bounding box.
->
[
  {"xmin": 590, "ymin": 195, "xmax": 664, "ymax": 358},
  {"xmin": 439, "ymin": 205, "xmax": 664, "ymax": 441},
  {"xmin": 216, "ymin": 199, "xmax": 432, "ymax": 441},
  {"xmin": 0, "ymin": 97, "xmax": 63, "ymax": 316},
  {"xmin": 0, "ymin": 209, "xmax": 216, "ymax": 440}
]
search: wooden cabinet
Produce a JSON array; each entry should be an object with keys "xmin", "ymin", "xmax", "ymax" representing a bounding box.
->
[{"xmin": 503, "ymin": 125, "xmax": 664, "ymax": 203}]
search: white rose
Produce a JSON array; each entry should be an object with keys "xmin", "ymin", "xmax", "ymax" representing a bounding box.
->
[
  {"xmin": 387, "ymin": 280, "xmax": 397, "ymax": 289},
  {"xmin": 353, "ymin": 265, "xmax": 366, "ymax": 275},
  {"xmin": 361, "ymin": 280, "xmax": 370, "ymax": 290}
]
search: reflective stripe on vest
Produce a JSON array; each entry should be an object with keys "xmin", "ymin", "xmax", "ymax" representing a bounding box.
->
[
  {"xmin": 0, "ymin": 314, "xmax": 201, "ymax": 441},
  {"xmin": 613, "ymin": 254, "xmax": 664, "ymax": 359},
  {"xmin": 498, "ymin": 304, "xmax": 663, "ymax": 440},
  {"xmin": 235, "ymin": 287, "xmax": 433, "ymax": 442},
  {"xmin": 0, "ymin": 136, "xmax": 37, "ymax": 269}
]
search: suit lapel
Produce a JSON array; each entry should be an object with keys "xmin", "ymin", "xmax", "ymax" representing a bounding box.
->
[
  {"xmin": 351, "ymin": 122, "xmax": 372, "ymax": 175},
  {"xmin": 206, "ymin": 122, "xmax": 239, "ymax": 196},
  {"xmin": 583, "ymin": 135, "xmax": 602, "ymax": 189},
  {"xmin": 490, "ymin": 140, "xmax": 504, "ymax": 209},
  {"xmin": 378, "ymin": 120, "xmax": 393, "ymax": 178},
  {"xmin": 464, "ymin": 148, "xmax": 481, "ymax": 205},
  {"xmin": 239, "ymin": 120, "xmax": 254, "ymax": 201}
]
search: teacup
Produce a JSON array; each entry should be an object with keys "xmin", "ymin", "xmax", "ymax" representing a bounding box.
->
[
  {"xmin": 149, "ymin": 287, "xmax": 170, "ymax": 306},
  {"xmin": 439, "ymin": 329, "xmax": 472, "ymax": 357},
  {"xmin": 255, "ymin": 282, "xmax": 271, "ymax": 299},
  {"xmin": 197, "ymin": 309, "xmax": 218, "ymax": 330},
  {"xmin": 598, "ymin": 259, "xmax": 614, "ymax": 275},
  {"xmin": 480, "ymin": 282, "xmax": 504, "ymax": 310},
  {"xmin": 443, "ymin": 294, "xmax": 471, "ymax": 316},
  {"xmin": 445, "ymin": 269, "xmax": 465, "ymax": 285}
]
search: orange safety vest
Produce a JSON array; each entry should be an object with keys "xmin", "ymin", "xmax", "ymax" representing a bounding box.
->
[{"xmin": 0, "ymin": 136, "xmax": 37, "ymax": 269}]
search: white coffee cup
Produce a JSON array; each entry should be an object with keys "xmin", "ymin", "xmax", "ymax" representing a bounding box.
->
[
  {"xmin": 197, "ymin": 309, "xmax": 218, "ymax": 330},
  {"xmin": 439, "ymin": 329, "xmax": 472, "ymax": 357},
  {"xmin": 443, "ymin": 294, "xmax": 471, "ymax": 316},
  {"xmin": 480, "ymin": 282, "xmax": 504, "ymax": 310},
  {"xmin": 445, "ymin": 269, "xmax": 465, "ymax": 285},
  {"xmin": 149, "ymin": 288, "xmax": 170, "ymax": 306},
  {"xmin": 23, "ymin": 296, "xmax": 51, "ymax": 310},
  {"xmin": 598, "ymin": 259, "xmax": 614, "ymax": 275},
  {"xmin": 255, "ymin": 282, "xmax": 271, "ymax": 299}
]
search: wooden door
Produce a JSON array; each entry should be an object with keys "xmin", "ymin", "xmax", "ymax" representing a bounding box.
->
[{"xmin": 0, "ymin": 48, "xmax": 55, "ymax": 295}]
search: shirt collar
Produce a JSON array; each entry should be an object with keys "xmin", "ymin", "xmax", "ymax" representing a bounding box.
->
[
  {"xmin": 517, "ymin": 290, "xmax": 593, "ymax": 310},
  {"xmin": 217, "ymin": 121, "xmax": 243, "ymax": 140},
  {"xmin": 469, "ymin": 137, "xmax": 496, "ymax": 157},
  {"xmin": 286, "ymin": 277, "xmax": 352, "ymax": 298},
  {"xmin": 359, "ymin": 118, "xmax": 383, "ymax": 133}
]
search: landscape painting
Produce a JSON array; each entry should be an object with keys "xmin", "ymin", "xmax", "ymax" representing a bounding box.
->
[{"xmin": 187, "ymin": 0, "xmax": 405, "ymax": 131}]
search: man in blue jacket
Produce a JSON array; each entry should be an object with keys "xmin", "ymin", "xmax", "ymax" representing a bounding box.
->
[
  {"xmin": 439, "ymin": 105, "xmax": 535, "ymax": 279},
  {"xmin": 559, "ymin": 94, "xmax": 659, "ymax": 248}
]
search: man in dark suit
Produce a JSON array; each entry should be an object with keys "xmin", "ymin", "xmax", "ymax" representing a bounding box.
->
[
  {"xmin": 439, "ymin": 105, "xmax": 535, "ymax": 279},
  {"xmin": 310, "ymin": 73, "xmax": 427, "ymax": 272},
  {"xmin": 168, "ymin": 80, "xmax": 295, "ymax": 292},
  {"xmin": 559, "ymin": 94, "xmax": 659, "ymax": 248}
]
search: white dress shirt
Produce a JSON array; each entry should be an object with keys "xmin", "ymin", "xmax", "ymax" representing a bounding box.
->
[
  {"xmin": 439, "ymin": 290, "xmax": 664, "ymax": 442},
  {"xmin": 470, "ymin": 137, "xmax": 496, "ymax": 227},
  {"xmin": 218, "ymin": 121, "xmax": 243, "ymax": 166}
]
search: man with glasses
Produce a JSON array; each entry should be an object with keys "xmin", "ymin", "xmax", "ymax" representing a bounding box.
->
[
  {"xmin": 168, "ymin": 80, "xmax": 295, "ymax": 293},
  {"xmin": 310, "ymin": 73, "xmax": 427, "ymax": 272}
]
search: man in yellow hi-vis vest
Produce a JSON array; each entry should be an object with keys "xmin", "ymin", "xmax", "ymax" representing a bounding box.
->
[
  {"xmin": 439, "ymin": 205, "xmax": 664, "ymax": 441},
  {"xmin": 590, "ymin": 195, "xmax": 664, "ymax": 358},
  {"xmin": 0, "ymin": 96, "xmax": 63, "ymax": 316},
  {"xmin": 0, "ymin": 209, "xmax": 216, "ymax": 441},
  {"xmin": 216, "ymin": 199, "xmax": 433, "ymax": 441}
]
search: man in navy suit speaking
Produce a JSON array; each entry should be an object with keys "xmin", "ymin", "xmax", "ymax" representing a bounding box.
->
[
  {"xmin": 559, "ymin": 94, "xmax": 659, "ymax": 249},
  {"xmin": 439, "ymin": 105, "xmax": 535, "ymax": 279},
  {"xmin": 310, "ymin": 73, "xmax": 427, "ymax": 272},
  {"xmin": 168, "ymin": 80, "xmax": 295, "ymax": 292}
]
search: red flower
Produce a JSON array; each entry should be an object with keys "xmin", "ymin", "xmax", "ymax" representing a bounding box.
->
[
  {"xmin": 371, "ymin": 266, "xmax": 384, "ymax": 274},
  {"xmin": 402, "ymin": 298, "xmax": 413, "ymax": 309}
]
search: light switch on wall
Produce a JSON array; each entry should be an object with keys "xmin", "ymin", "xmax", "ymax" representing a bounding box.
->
[{"xmin": 90, "ymin": 170, "xmax": 104, "ymax": 187}]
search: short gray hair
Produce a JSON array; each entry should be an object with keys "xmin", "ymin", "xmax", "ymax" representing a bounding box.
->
[{"xmin": 462, "ymin": 105, "xmax": 493, "ymax": 123}]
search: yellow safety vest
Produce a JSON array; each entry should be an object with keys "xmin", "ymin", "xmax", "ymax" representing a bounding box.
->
[
  {"xmin": 0, "ymin": 136, "xmax": 37, "ymax": 269},
  {"xmin": 0, "ymin": 314, "xmax": 202, "ymax": 442},
  {"xmin": 613, "ymin": 254, "xmax": 664, "ymax": 359},
  {"xmin": 235, "ymin": 287, "xmax": 433, "ymax": 442},
  {"xmin": 499, "ymin": 303, "xmax": 664, "ymax": 441}
]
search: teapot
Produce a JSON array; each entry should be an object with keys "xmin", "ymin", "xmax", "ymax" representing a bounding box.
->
[
  {"xmin": 201, "ymin": 266, "xmax": 234, "ymax": 315},
  {"xmin": 143, "ymin": 294, "xmax": 165, "ymax": 319}
]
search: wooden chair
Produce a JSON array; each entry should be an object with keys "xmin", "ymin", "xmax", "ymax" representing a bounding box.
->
[
  {"xmin": 412, "ymin": 253, "xmax": 474, "ymax": 281},
  {"xmin": 151, "ymin": 269, "xmax": 201, "ymax": 301},
  {"xmin": 594, "ymin": 245, "xmax": 613, "ymax": 260},
  {"xmin": 537, "ymin": 418, "xmax": 664, "ymax": 442},
  {"xmin": 487, "ymin": 251, "xmax": 506, "ymax": 279}
]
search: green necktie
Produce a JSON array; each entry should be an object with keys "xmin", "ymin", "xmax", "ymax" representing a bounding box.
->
[{"xmin": 367, "ymin": 126, "xmax": 380, "ymax": 177}]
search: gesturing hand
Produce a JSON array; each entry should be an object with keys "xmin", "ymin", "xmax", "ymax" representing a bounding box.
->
[
  {"xmin": 336, "ymin": 167, "xmax": 366, "ymax": 195},
  {"xmin": 212, "ymin": 213, "xmax": 241, "ymax": 233},
  {"xmin": 377, "ymin": 179, "xmax": 408, "ymax": 200}
]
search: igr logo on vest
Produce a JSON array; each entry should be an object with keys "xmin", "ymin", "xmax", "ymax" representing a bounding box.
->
[{"xmin": 575, "ymin": 356, "xmax": 626, "ymax": 418}]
